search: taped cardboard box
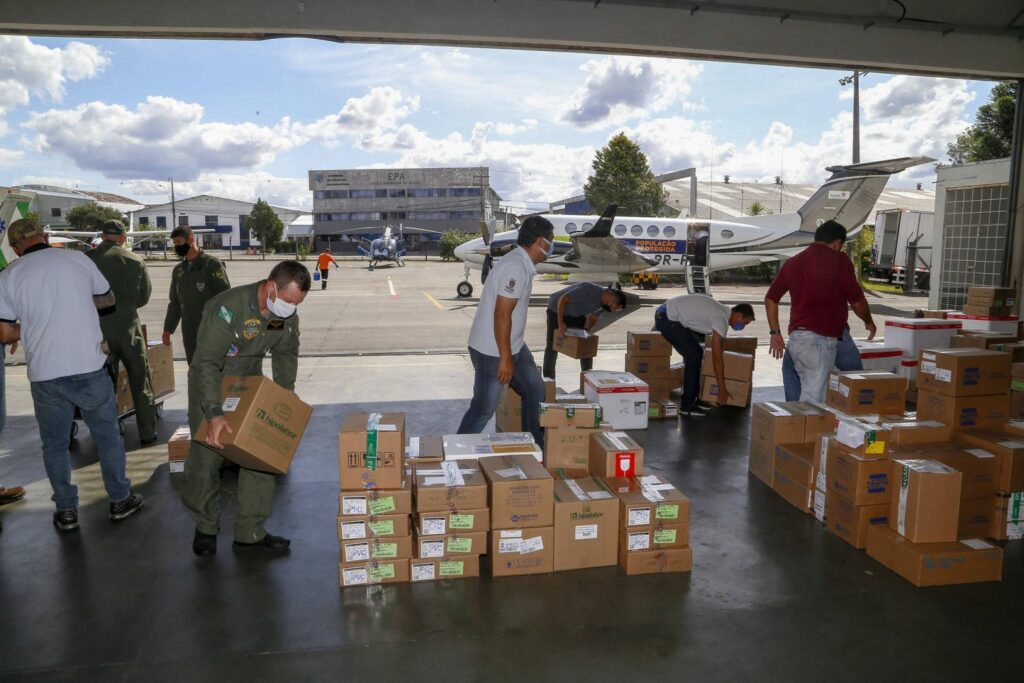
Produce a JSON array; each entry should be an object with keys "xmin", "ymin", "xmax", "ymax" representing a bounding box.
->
[
  {"xmin": 605, "ymin": 475, "xmax": 690, "ymax": 528},
  {"xmin": 339, "ymin": 559, "xmax": 410, "ymax": 587},
  {"xmin": 992, "ymin": 492, "xmax": 1024, "ymax": 540},
  {"xmin": 826, "ymin": 441, "xmax": 890, "ymax": 506},
  {"xmin": 337, "ymin": 513, "xmax": 411, "ymax": 542},
  {"xmin": 832, "ymin": 417, "xmax": 890, "ymax": 458},
  {"xmin": 147, "ymin": 340, "xmax": 175, "ymax": 398},
  {"xmin": 775, "ymin": 443, "xmax": 816, "ymax": 491},
  {"xmin": 916, "ymin": 390, "xmax": 1009, "ymax": 431},
  {"xmin": 496, "ymin": 387, "xmax": 523, "ymax": 433},
  {"xmin": 917, "ymin": 348, "xmax": 1012, "ymax": 397},
  {"xmin": 625, "ymin": 354, "xmax": 672, "ymax": 380},
  {"xmin": 967, "ymin": 285, "xmax": 1016, "ymax": 306},
  {"xmin": 341, "ymin": 535, "xmax": 413, "ymax": 564},
  {"xmin": 699, "ymin": 349, "xmax": 755, "ymax": 380},
  {"xmin": 879, "ymin": 420, "xmax": 952, "ymax": 446},
  {"xmin": 194, "ymin": 375, "xmax": 313, "ymax": 475},
  {"xmin": 554, "ymin": 329, "xmax": 599, "ymax": 359},
  {"xmin": 414, "ymin": 508, "xmax": 490, "ymax": 535},
  {"xmin": 479, "ymin": 454, "xmax": 554, "ymax": 529},
  {"xmin": 410, "ymin": 556, "xmax": 480, "ymax": 582},
  {"xmin": 646, "ymin": 378, "xmax": 676, "ymax": 402},
  {"xmin": 552, "ymin": 477, "xmax": 620, "ymax": 571},
  {"xmin": 114, "ymin": 368, "xmax": 133, "ymax": 415},
  {"xmin": 626, "ymin": 331, "xmax": 672, "ymax": 357},
  {"xmin": 825, "ymin": 489, "xmax": 888, "ymax": 549},
  {"xmin": 489, "ymin": 526, "xmax": 553, "ymax": 576},
  {"xmin": 889, "ymin": 459, "xmax": 962, "ymax": 543},
  {"xmin": 443, "ymin": 432, "xmax": 542, "ymax": 463},
  {"xmin": 620, "ymin": 522, "xmax": 690, "ymax": 552},
  {"xmin": 748, "ymin": 401, "xmax": 833, "ymax": 488},
  {"xmin": 544, "ymin": 426, "xmax": 608, "ymax": 471},
  {"xmin": 619, "ymin": 547, "xmax": 693, "ymax": 575},
  {"xmin": 555, "ymin": 390, "xmax": 589, "ymax": 404},
  {"xmin": 957, "ymin": 429, "xmax": 1024, "ymax": 491},
  {"xmin": 826, "ymin": 371, "xmax": 907, "ymax": 416},
  {"xmin": 958, "ymin": 496, "xmax": 994, "ymax": 540},
  {"xmin": 412, "ymin": 461, "xmax": 488, "ymax": 513},
  {"xmin": 589, "ymin": 431, "xmax": 644, "ymax": 478},
  {"xmin": 338, "ymin": 411, "xmax": 405, "ymax": 489},
  {"xmin": 538, "ymin": 402, "xmax": 603, "ymax": 429},
  {"xmin": 648, "ymin": 400, "xmax": 679, "ymax": 420},
  {"xmin": 406, "ymin": 435, "xmax": 444, "ymax": 464},
  {"xmin": 865, "ymin": 526, "xmax": 1002, "ymax": 587},
  {"xmin": 339, "ymin": 479, "xmax": 414, "ymax": 516},
  {"xmin": 705, "ymin": 334, "xmax": 758, "ymax": 357},
  {"xmin": 167, "ymin": 426, "xmax": 190, "ymax": 474},
  {"xmin": 582, "ymin": 371, "xmax": 650, "ymax": 430},
  {"xmin": 772, "ymin": 469, "xmax": 813, "ymax": 512},
  {"xmin": 699, "ymin": 377, "xmax": 751, "ymax": 408},
  {"xmin": 925, "ymin": 447, "xmax": 998, "ymax": 499},
  {"xmin": 413, "ymin": 531, "xmax": 488, "ymax": 558}
]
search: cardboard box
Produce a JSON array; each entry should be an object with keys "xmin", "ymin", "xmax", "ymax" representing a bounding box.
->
[
  {"xmin": 605, "ymin": 475, "xmax": 690, "ymax": 527},
  {"xmin": 412, "ymin": 461, "xmax": 488, "ymax": 513},
  {"xmin": 919, "ymin": 309, "xmax": 952, "ymax": 319},
  {"xmin": 496, "ymin": 386, "xmax": 523, "ymax": 433},
  {"xmin": 337, "ymin": 412, "xmax": 405, "ymax": 490},
  {"xmin": 878, "ymin": 420, "xmax": 952, "ymax": 446},
  {"xmin": 490, "ymin": 526, "xmax": 554, "ymax": 576},
  {"xmin": 832, "ymin": 417, "xmax": 890, "ymax": 457},
  {"xmin": 705, "ymin": 334, "xmax": 758, "ymax": 356},
  {"xmin": 926, "ymin": 448, "xmax": 998, "ymax": 499},
  {"xmin": 625, "ymin": 354, "xmax": 672, "ymax": 380},
  {"xmin": 581, "ymin": 371, "xmax": 649, "ymax": 430},
  {"xmin": 646, "ymin": 378, "xmax": 676, "ymax": 402},
  {"xmin": 552, "ymin": 477, "xmax": 620, "ymax": 571},
  {"xmin": 114, "ymin": 368, "xmax": 133, "ymax": 415},
  {"xmin": 957, "ymin": 430, "xmax": 1024, "ymax": 491},
  {"xmin": 889, "ymin": 459, "xmax": 962, "ymax": 543},
  {"xmin": 147, "ymin": 340, "xmax": 175, "ymax": 397},
  {"xmin": 618, "ymin": 547, "xmax": 693, "ymax": 575},
  {"xmin": 825, "ymin": 489, "xmax": 888, "ymax": 549},
  {"xmin": 620, "ymin": 522, "xmax": 690, "ymax": 552},
  {"xmin": 626, "ymin": 331, "xmax": 672, "ymax": 357},
  {"xmin": 748, "ymin": 402, "xmax": 833, "ymax": 487},
  {"xmin": 967, "ymin": 285, "xmax": 1016, "ymax": 306},
  {"xmin": 554, "ymin": 329, "xmax": 599, "ymax": 359},
  {"xmin": 774, "ymin": 443, "xmax": 816, "ymax": 491},
  {"xmin": 826, "ymin": 442, "xmax": 891, "ymax": 506},
  {"xmin": 993, "ymin": 492, "xmax": 1024, "ymax": 540},
  {"xmin": 865, "ymin": 525, "xmax": 1002, "ymax": 587},
  {"xmin": 670, "ymin": 361, "xmax": 686, "ymax": 385},
  {"xmin": 917, "ymin": 348, "xmax": 1011, "ymax": 397},
  {"xmin": 414, "ymin": 531, "xmax": 488, "ymax": 558},
  {"xmin": 958, "ymin": 496, "xmax": 994, "ymax": 539},
  {"xmin": 194, "ymin": 375, "xmax": 312, "ymax": 475},
  {"xmin": 339, "ymin": 479, "xmax": 414, "ymax": 516},
  {"xmin": 414, "ymin": 508, "xmax": 489, "ymax": 536},
  {"xmin": 544, "ymin": 427, "xmax": 606, "ymax": 471},
  {"xmin": 916, "ymin": 390, "xmax": 1009, "ymax": 431},
  {"xmin": 772, "ymin": 468, "xmax": 813, "ymax": 512},
  {"xmin": 337, "ymin": 513, "xmax": 411, "ymax": 541},
  {"xmin": 699, "ymin": 377, "xmax": 751, "ymax": 408},
  {"xmin": 341, "ymin": 535, "xmax": 413, "ymax": 564},
  {"xmin": 700, "ymin": 349, "xmax": 755, "ymax": 380},
  {"xmin": 167, "ymin": 426, "xmax": 190, "ymax": 473},
  {"xmin": 409, "ymin": 556, "xmax": 480, "ymax": 582},
  {"xmin": 339, "ymin": 559, "xmax": 410, "ymax": 587},
  {"xmin": 443, "ymin": 432, "xmax": 542, "ymax": 462},
  {"xmin": 1012, "ymin": 388, "xmax": 1024, "ymax": 420},
  {"xmin": 479, "ymin": 454, "xmax": 554, "ymax": 529},
  {"xmin": 826, "ymin": 371, "xmax": 907, "ymax": 416},
  {"xmin": 538, "ymin": 402, "xmax": 603, "ymax": 429},
  {"xmin": 648, "ymin": 400, "xmax": 679, "ymax": 420},
  {"xmin": 406, "ymin": 435, "xmax": 444, "ymax": 464},
  {"xmin": 555, "ymin": 390, "xmax": 589, "ymax": 404},
  {"xmin": 589, "ymin": 431, "xmax": 644, "ymax": 478}
]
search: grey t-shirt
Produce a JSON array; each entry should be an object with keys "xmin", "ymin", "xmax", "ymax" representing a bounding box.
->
[{"xmin": 548, "ymin": 282, "xmax": 605, "ymax": 319}]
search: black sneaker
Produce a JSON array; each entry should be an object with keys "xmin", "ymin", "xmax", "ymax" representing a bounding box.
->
[
  {"xmin": 53, "ymin": 509, "xmax": 79, "ymax": 532},
  {"xmin": 109, "ymin": 493, "xmax": 144, "ymax": 521},
  {"xmin": 681, "ymin": 404, "xmax": 710, "ymax": 418},
  {"xmin": 193, "ymin": 529, "xmax": 217, "ymax": 556},
  {"xmin": 233, "ymin": 533, "xmax": 291, "ymax": 551}
]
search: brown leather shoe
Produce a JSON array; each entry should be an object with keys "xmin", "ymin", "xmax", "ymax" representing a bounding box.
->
[{"xmin": 0, "ymin": 486, "xmax": 26, "ymax": 506}]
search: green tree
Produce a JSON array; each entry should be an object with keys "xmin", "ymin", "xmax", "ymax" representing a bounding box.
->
[
  {"xmin": 948, "ymin": 82, "xmax": 1016, "ymax": 164},
  {"xmin": 584, "ymin": 132, "xmax": 666, "ymax": 217},
  {"xmin": 748, "ymin": 201, "xmax": 766, "ymax": 216},
  {"xmin": 440, "ymin": 230, "xmax": 479, "ymax": 261},
  {"xmin": 247, "ymin": 198, "xmax": 284, "ymax": 251},
  {"xmin": 66, "ymin": 202, "xmax": 125, "ymax": 230}
]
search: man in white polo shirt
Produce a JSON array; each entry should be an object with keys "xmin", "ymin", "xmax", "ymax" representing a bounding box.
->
[
  {"xmin": 457, "ymin": 216, "xmax": 555, "ymax": 445},
  {"xmin": 0, "ymin": 219, "xmax": 143, "ymax": 532}
]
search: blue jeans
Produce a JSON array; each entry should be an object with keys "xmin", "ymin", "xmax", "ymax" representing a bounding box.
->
[
  {"xmin": 783, "ymin": 328, "xmax": 863, "ymax": 401},
  {"xmin": 786, "ymin": 330, "xmax": 839, "ymax": 403},
  {"xmin": 458, "ymin": 345, "xmax": 545, "ymax": 445},
  {"xmin": 1, "ymin": 344, "xmax": 6, "ymax": 436},
  {"xmin": 30, "ymin": 367, "xmax": 131, "ymax": 510}
]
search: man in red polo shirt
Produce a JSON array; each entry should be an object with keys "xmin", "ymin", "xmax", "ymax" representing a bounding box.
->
[{"xmin": 764, "ymin": 220, "xmax": 876, "ymax": 402}]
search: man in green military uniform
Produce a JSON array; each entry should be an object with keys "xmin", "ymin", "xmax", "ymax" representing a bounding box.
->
[
  {"xmin": 162, "ymin": 226, "xmax": 231, "ymax": 364},
  {"xmin": 87, "ymin": 220, "xmax": 157, "ymax": 445},
  {"xmin": 183, "ymin": 260, "xmax": 310, "ymax": 556}
]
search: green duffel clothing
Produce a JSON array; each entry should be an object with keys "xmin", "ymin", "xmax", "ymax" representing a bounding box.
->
[
  {"xmin": 86, "ymin": 240, "xmax": 156, "ymax": 440},
  {"xmin": 181, "ymin": 282, "xmax": 300, "ymax": 543},
  {"xmin": 164, "ymin": 250, "xmax": 230, "ymax": 364}
]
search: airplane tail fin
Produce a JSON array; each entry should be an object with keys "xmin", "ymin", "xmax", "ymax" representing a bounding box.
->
[
  {"xmin": 797, "ymin": 156, "xmax": 934, "ymax": 234},
  {"xmin": 580, "ymin": 204, "xmax": 618, "ymax": 238}
]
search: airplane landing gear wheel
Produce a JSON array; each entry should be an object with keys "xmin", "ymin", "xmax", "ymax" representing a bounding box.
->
[{"xmin": 457, "ymin": 281, "xmax": 473, "ymax": 298}]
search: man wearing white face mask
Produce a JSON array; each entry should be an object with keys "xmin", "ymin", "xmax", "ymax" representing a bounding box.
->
[{"xmin": 182, "ymin": 260, "xmax": 310, "ymax": 557}]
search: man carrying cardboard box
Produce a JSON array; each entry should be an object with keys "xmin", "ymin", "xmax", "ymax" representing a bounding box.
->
[
  {"xmin": 542, "ymin": 282, "xmax": 626, "ymax": 379},
  {"xmin": 183, "ymin": 261, "xmax": 310, "ymax": 556},
  {"xmin": 654, "ymin": 294, "xmax": 754, "ymax": 416}
]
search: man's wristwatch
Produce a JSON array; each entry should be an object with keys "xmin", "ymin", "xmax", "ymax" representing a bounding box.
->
[{"xmin": 769, "ymin": 330, "xmax": 781, "ymax": 335}]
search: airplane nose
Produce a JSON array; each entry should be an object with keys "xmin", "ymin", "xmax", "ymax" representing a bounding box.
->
[{"xmin": 454, "ymin": 239, "xmax": 477, "ymax": 261}]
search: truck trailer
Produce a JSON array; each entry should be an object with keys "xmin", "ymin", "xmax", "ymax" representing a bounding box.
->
[{"xmin": 869, "ymin": 208, "xmax": 934, "ymax": 290}]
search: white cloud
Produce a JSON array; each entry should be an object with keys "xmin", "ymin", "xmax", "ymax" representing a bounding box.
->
[
  {"xmin": 10, "ymin": 174, "xmax": 84, "ymax": 187},
  {"xmin": 495, "ymin": 119, "xmax": 539, "ymax": 136},
  {"xmin": 561, "ymin": 56, "xmax": 702, "ymax": 129},
  {"xmin": 121, "ymin": 172, "xmax": 311, "ymax": 210},
  {"xmin": 297, "ymin": 86, "xmax": 420, "ymax": 148}
]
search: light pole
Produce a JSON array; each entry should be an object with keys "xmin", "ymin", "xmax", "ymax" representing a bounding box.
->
[{"xmin": 839, "ymin": 71, "xmax": 868, "ymax": 164}]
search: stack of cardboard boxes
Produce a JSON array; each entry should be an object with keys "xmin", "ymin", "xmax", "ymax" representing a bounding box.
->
[
  {"xmin": 610, "ymin": 474, "xmax": 692, "ymax": 574},
  {"xmin": 748, "ymin": 401, "xmax": 832, "ymax": 489},
  {"xmin": 623, "ymin": 332, "xmax": 674, "ymax": 419},
  {"xmin": 411, "ymin": 460, "xmax": 489, "ymax": 581},
  {"xmin": 481, "ymin": 454, "xmax": 555, "ymax": 576},
  {"xmin": 699, "ymin": 348, "xmax": 755, "ymax": 408},
  {"xmin": 962, "ymin": 285, "xmax": 1016, "ymax": 318},
  {"xmin": 916, "ymin": 348, "xmax": 1011, "ymax": 430}
]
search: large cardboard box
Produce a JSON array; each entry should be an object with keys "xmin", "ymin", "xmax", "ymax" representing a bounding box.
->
[
  {"xmin": 581, "ymin": 371, "xmax": 649, "ymax": 430},
  {"xmin": 958, "ymin": 496, "xmax": 995, "ymax": 540},
  {"xmin": 865, "ymin": 526, "xmax": 1002, "ymax": 587},
  {"xmin": 825, "ymin": 489, "xmax": 888, "ymax": 549},
  {"xmin": 646, "ymin": 378, "xmax": 676, "ymax": 402},
  {"xmin": 700, "ymin": 349, "xmax": 755, "ymax": 380},
  {"xmin": 338, "ymin": 412, "xmax": 405, "ymax": 490},
  {"xmin": 618, "ymin": 547, "xmax": 693, "ymax": 575},
  {"xmin": 826, "ymin": 371, "xmax": 907, "ymax": 415},
  {"xmin": 957, "ymin": 430, "xmax": 1024, "ymax": 491},
  {"xmin": 889, "ymin": 459, "xmax": 962, "ymax": 543},
  {"xmin": 772, "ymin": 468, "xmax": 812, "ymax": 512},
  {"xmin": 412, "ymin": 461, "xmax": 488, "ymax": 513},
  {"xmin": 195, "ymin": 375, "xmax": 312, "ymax": 475},
  {"xmin": 626, "ymin": 331, "xmax": 672, "ymax": 357},
  {"xmin": 414, "ymin": 531, "xmax": 488, "ymax": 558},
  {"xmin": 538, "ymin": 403, "xmax": 603, "ymax": 429},
  {"xmin": 705, "ymin": 334, "xmax": 758, "ymax": 356},
  {"xmin": 917, "ymin": 348, "xmax": 1012, "ymax": 397},
  {"xmin": 916, "ymin": 390, "xmax": 1009, "ymax": 431},
  {"xmin": 826, "ymin": 442, "xmax": 891, "ymax": 506},
  {"xmin": 147, "ymin": 340, "xmax": 175, "ymax": 397},
  {"xmin": 338, "ymin": 513, "xmax": 411, "ymax": 541},
  {"xmin": 339, "ymin": 559, "xmax": 410, "ymax": 587},
  {"xmin": 167, "ymin": 426, "xmax": 190, "ymax": 473},
  {"xmin": 554, "ymin": 329, "xmax": 599, "ymax": 359},
  {"xmin": 414, "ymin": 508, "xmax": 489, "ymax": 536},
  {"xmin": 833, "ymin": 417, "xmax": 890, "ymax": 457},
  {"xmin": 699, "ymin": 377, "xmax": 751, "ymax": 408},
  {"xmin": 625, "ymin": 354, "xmax": 672, "ymax": 380},
  {"xmin": 605, "ymin": 475, "xmax": 690, "ymax": 528},
  {"xmin": 341, "ymin": 535, "xmax": 413, "ymax": 564},
  {"xmin": 552, "ymin": 477, "xmax": 619, "ymax": 571},
  {"xmin": 406, "ymin": 435, "xmax": 444, "ymax": 464},
  {"xmin": 589, "ymin": 431, "xmax": 644, "ymax": 478},
  {"xmin": 926, "ymin": 447, "xmax": 998, "ymax": 499},
  {"xmin": 544, "ymin": 427, "xmax": 606, "ymax": 471},
  {"xmin": 443, "ymin": 432, "xmax": 542, "ymax": 463},
  {"xmin": 774, "ymin": 443, "xmax": 816, "ymax": 491},
  {"xmin": 967, "ymin": 285, "xmax": 1016, "ymax": 306},
  {"xmin": 479, "ymin": 454, "xmax": 554, "ymax": 529},
  {"xmin": 748, "ymin": 402, "xmax": 832, "ymax": 487},
  {"xmin": 490, "ymin": 526, "xmax": 554, "ymax": 576},
  {"xmin": 410, "ymin": 556, "xmax": 480, "ymax": 582},
  {"xmin": 879, "ymin": 419, "xmax": 952, "ymax": 446},
  {"xmin": 339, "ymin": 479, "xmax": 414, "ymax": 516}
]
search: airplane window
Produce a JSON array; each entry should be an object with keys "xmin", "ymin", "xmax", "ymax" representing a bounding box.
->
[
  {"xmin": 647, "ymin": 225, "xmax": 659, "ymax": 237},
  {"xmin": 614, "ymin": 224, "xmax": 627, "ymax": 236},
  {"xmin": 581, "ymin": 223, "xmax": 593, "ymax": 231},
  {"xmin": 663, "ymin": 226, "xmax": 676, "ymax": 238},
  {"xmin": 565, "ymin": 222, "xmax": 578, "ymax": 232},
  {"xmin": 721, "ymin": 229, "xmax": 734, "ymax": 239},
  {"xmin": 630, "ymin": 225, "xmax": 643, "ymax": 236}
]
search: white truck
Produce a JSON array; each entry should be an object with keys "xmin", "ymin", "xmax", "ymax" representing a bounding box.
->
[{"xmin": 869, "ymin": 208, "xmax": 934, "ymax": 290}]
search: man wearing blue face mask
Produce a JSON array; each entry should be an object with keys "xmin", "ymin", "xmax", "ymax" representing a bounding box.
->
[
  {"xmin": 182, "ymin": 260, "xmax": 310, "ymax": 557},
  {"xmin": 655, "ymin": 295, "xmax": 755, "ymax": 416}
]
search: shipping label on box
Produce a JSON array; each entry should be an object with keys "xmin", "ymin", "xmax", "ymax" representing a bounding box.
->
[
  {"xmin": 414, "ymin": 508, "xmax": 489, "ymax": 535},
  {"xmin": 890, "ymin": 459, "xmax": 962, "ymax": 544},
  {"xmin": 552, "ymin": 477, "xmax": 620, "ymax": 571},
  {"xmin": 490, "ymin": 526, "xmax": 554, "ymax": 576},
  {"xmin": 338, "ymin": 559, "xmax": 410, "ymax": 587},
  {"xmin": 589, "ymin": 431, "xmax": 644, "ymax": 478},
  {"xmin": 338, "ymin": 479, "xmax": 413, "ymax": 516},
  {"xmin": 479, "ymin": 454, "xmax": 554, "ymax": 529},
  {"xmin": 412, "ymin": 461, "xmax": 488, "ymax": 513},
  {"xmin": 337, "ymin": 513, "xmax": 411, "ymax": 541},
  {"xmin": 414, "ymin": 531, "xmax": 487, "ymax": 558},
  {"xmin": 341, "ymin": 535, "xmax": 414, "ymax": 563},
  {"xmin": 409, "ymin": 556, "xmax": 481, "ymax": 582}
]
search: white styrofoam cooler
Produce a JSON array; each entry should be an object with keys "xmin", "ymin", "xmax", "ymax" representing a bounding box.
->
[
  {"xmin": 898, "ymin": 357, "xmax": 918, "ymax": 383},
  {"xmin": 883, "ymin": 318, "xmax": 961, "ymax": 357},
  {"xmin": 582, "ymin": 370, "xmax": 649, "ymax": 430},
  {"xmin": 855, "ymin": 340, "xmax": 904, "ymax": 374},
  {"xmin": 947, "ymin": 312, "xmax": 1020, "ymax": 335}
]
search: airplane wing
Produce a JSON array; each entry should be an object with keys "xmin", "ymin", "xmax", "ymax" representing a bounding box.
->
[{"xmin": 559, "ymin": 204, "xmax": 657, "ymax": 272}]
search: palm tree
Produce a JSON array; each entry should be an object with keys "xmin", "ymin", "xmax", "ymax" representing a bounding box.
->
[{"xmin": 748, "ymin": 201, "xmax": 766, "ymax": 216}]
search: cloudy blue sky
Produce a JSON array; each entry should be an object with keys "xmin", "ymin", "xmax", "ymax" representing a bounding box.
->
[{"xmin": 0, "ymin": 35, "xmax": 993, "ymax": 211}]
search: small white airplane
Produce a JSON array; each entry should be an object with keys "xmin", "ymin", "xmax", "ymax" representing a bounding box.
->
[{"xmin": 452, "ymin": 156, "xmax": 934, "ymax": 297}]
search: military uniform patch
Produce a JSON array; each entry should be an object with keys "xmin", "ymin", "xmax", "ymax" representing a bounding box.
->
[
  {"xmin": 197, "ymin": 282, "xmax": 206, "ymax": 292},
  {"xmin": 217, "ymin": 306, "xmax": 233, "ymax": 324},
  {"xmin": 242, "ymin": 318, "xmax": 262, "ymax": 340},
  {"xmin": 226, "ymin": 343, "xmax": 239, "ymax": 357}
]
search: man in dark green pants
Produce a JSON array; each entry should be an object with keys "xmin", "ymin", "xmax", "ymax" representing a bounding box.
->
[
  {"xmin": 162, "ymin": 226, "xmax": 231, "ymax": 364},
  {"xmin": 87, "ymin": 220, "xmax": 156, "ymax": 445},
  {"xmin": 183, "ymin": 260, "xmax": 309, "ymax": 556}
]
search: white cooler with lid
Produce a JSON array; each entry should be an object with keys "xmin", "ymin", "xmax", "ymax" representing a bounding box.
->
[{"xmin": 883, "ymin": 318, "xmax": 961, "ymax": 357}]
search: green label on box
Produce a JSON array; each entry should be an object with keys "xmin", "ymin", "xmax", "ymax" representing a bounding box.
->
[
  {"xmin": 447, "ymin": 537, "xmax": 473, "ymax": 553},
  {"xmin": 368, "ymin": 564, "xmax": 396, "ymax": 580},
  {"xmin": 1013, "ymin": 380, "xmax": 1024, "ymax": 393},
  {"xmin": 654, "ymin": 529, "xmax": 677, "ymax": 544},
  {"xmin": 656, "ymin": 503, "xmax": 679, "ymax": 520},
  {"xmin": 450, "ymin": 514, "xmax": 474, "ymax": 530},
  {"xmin": 368, "ymin": 497, "xmax": 396, "ymax": 514},
  {"xmin": 372, "ymin": 542, "xmax": 398, "ymax": 559},
  {"xmin": 368, "ymin": 520, "xmax": 395, "ymax": 536},
  {"xmin": 439, "ymin": 560, "xmax": 465, "ymax": 576}
]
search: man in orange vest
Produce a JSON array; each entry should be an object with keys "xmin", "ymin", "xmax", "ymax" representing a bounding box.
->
[{"xmin": 316, "ymin": 248, "xmax": 339, "ymax": 290}]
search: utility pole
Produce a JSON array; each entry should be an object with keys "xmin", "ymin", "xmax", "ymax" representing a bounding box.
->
[
  {"xmin": 839, "ymin": 71, "xmax": 867, "ymax": 164},
  {"xmin": 169, "ymin": 177, "xmax": 177, "ymax": 229}
]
